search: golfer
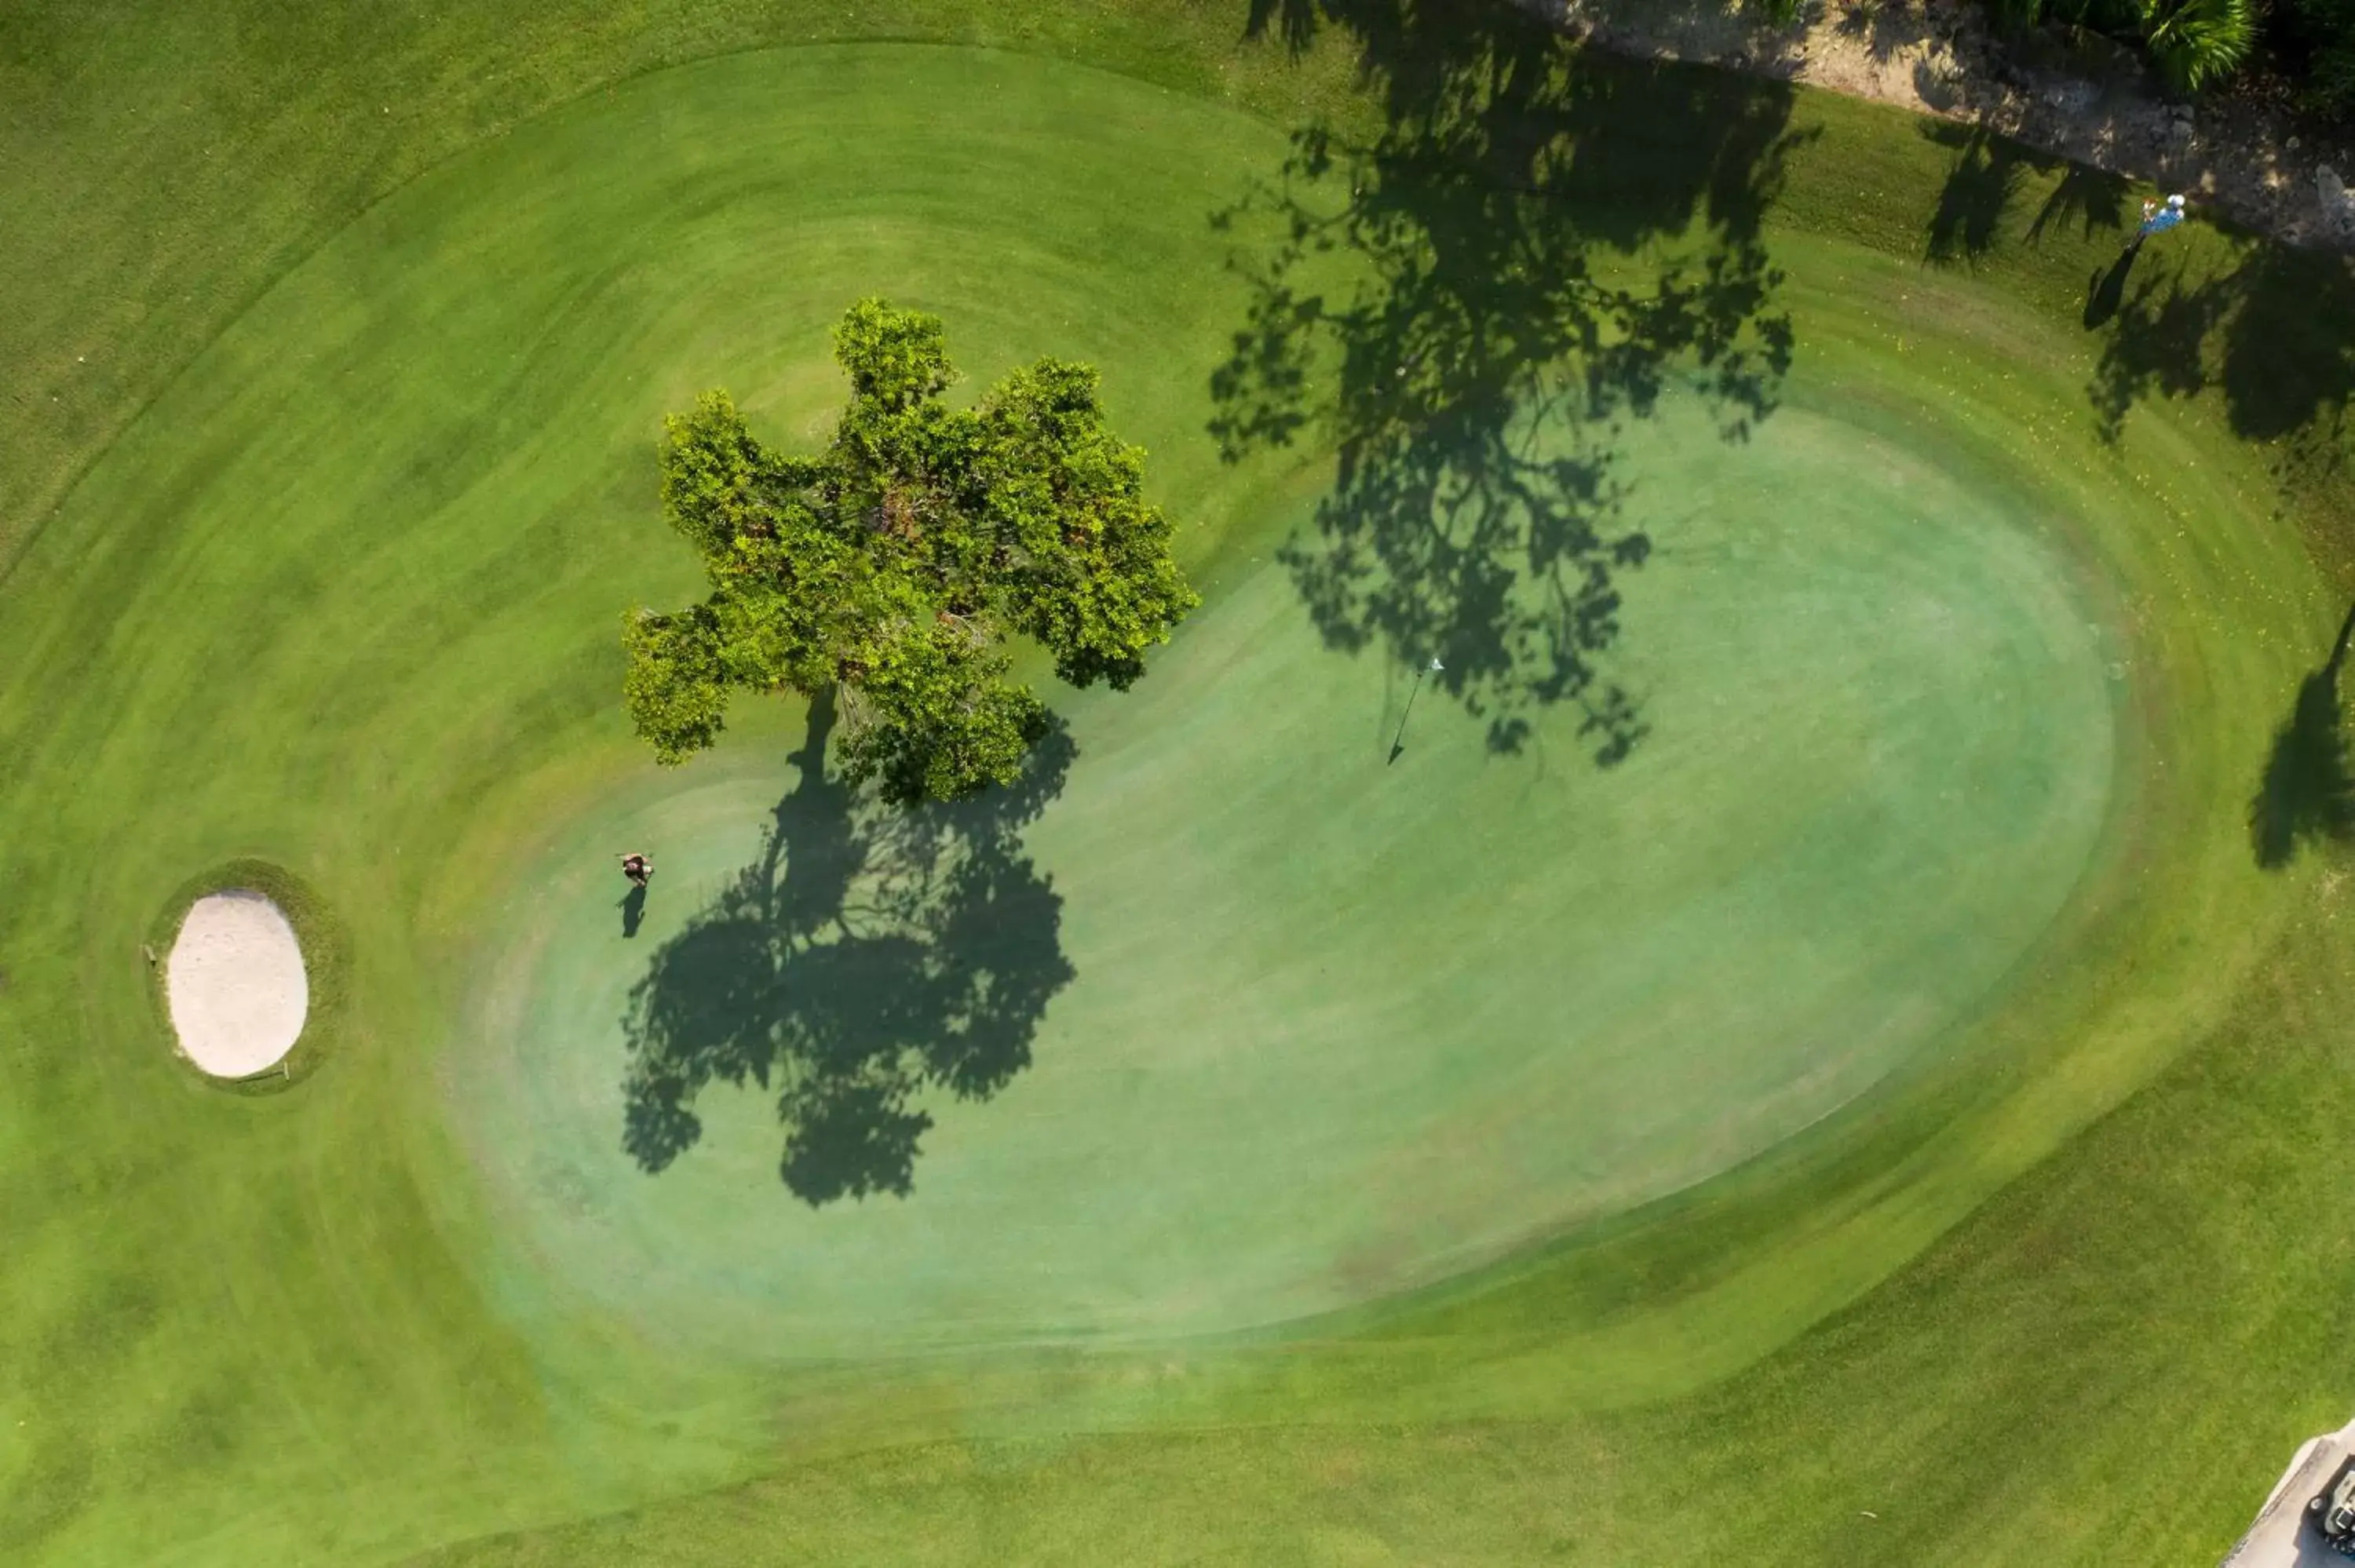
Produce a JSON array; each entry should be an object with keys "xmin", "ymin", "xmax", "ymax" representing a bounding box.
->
[
  {"xmin": 2133, "ymin": 193, "xmax": 2188, "ymax": 247},
  {"xmin": 619, "ymin": 852, "xmax": 653, "ymax": 888}
]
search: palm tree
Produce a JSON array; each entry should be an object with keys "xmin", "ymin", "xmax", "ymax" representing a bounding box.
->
[{"xmin": 2138, "ymin": 0, "xmax": 2257, "ymax": 91}]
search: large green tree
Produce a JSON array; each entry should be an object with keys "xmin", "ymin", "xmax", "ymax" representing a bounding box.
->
[{"xmin": 624, "ymin": 298, "xmax": 1197, "ymax": 804}]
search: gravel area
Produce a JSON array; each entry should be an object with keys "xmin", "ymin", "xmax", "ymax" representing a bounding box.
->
[{"xmin": 1535, "ymin": 0, "xmax": 2355, "ymax": 253}]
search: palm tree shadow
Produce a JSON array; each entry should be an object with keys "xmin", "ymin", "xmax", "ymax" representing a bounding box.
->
[
  {"xmin": 1214, "ymin": 0, "xmax": 1805, "ymax": 766},
  {"xmin": 1922, "ymin": 122, "xmax": 2039, "ymax": 266},
  {"xmin": 620, "ymin": 690, "xmax": 1075, "ymax": 1204},
  {"xmin": 2252, "ymin": 600, "xmax": 2355, "ymax": 870},
  {"xmin": 2028, "ymin": 162, "xmax": 2130, "ymax": 250}
]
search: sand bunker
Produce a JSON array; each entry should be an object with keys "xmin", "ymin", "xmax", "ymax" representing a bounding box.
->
[{"xmin": 166, "ymin": 891, "xmax": 309, "ymax": 1076}]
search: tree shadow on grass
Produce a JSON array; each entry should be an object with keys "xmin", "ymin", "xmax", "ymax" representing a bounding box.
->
[
  {"xmin": 2087, "ymin": 246, "xmax": 2355, "ymax": 870},
  {"xmin": 1919, "ymin": 122, "xmax": 2132, "ymax": 268},
  {"xmin": 1215, "ymin": 0, "xmax": 1805, "ymax": 765},
  {"xmin": 620, "ymin": 691, "xmax": 1074, "ymax": 1204},
  {"xmin": 2087, "ymin": 253, "xmax": 2232, "ymax": 443},
  {"xmin": 2028, "ymin": 162, "xmax": 2131, "ymax": 249},
  {"xmin": 1915, "ymin": 123, "xmax": 2145, "ymax": 337},
  {"xmin": 2089, "ymin": 243, "xmax": 2355, "ymax": 451},
  {"xmin": 2252, "ymin": 600, "xmax": 2355, "ymax": 870},
  {"xmin": 1922, "ymin": 123, "xmax": 2040, "ymax": 266}
]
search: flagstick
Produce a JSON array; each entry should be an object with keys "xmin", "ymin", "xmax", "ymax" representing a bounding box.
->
[{"xmin": 1389, "ymin": 656, "xmax": 1443, "ymax": 765}]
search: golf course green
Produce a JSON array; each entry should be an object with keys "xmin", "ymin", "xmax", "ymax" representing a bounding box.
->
[{"xmin": 6, "ymin": 3, "xmax": 2355, "ymax": 1564}]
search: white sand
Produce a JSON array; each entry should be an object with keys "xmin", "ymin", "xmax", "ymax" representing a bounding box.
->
[{"xmin": 166, "ymin": 891, "xmax": 309, "ymax": 1077}]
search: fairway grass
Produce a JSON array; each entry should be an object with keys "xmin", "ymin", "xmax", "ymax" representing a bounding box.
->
[{"xmin": 4, "ymin": 9, "xmax": 2355, "ymax": 1568}]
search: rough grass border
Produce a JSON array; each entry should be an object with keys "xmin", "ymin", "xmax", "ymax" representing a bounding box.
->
[{"xmin": 143, "ymin": 858, "xmax": 347, "ymax": 1094}]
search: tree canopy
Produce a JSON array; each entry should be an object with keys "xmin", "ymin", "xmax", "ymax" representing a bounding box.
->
[{"xmin": 624, "ymin": 298, "xmax": 1196, "ymax": 804}]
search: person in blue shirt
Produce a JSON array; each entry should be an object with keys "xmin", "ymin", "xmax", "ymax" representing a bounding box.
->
[{"xmin": 2133, "ymin": 193, "xmax": 2189, "ymax": 248}]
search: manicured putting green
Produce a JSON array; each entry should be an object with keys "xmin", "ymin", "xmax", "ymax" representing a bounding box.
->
[{"xmin": 457, "ymin": 388, "xmax": 2117, "ymax": 1354}]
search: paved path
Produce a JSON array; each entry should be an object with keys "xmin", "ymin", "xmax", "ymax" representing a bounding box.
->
[{"xmin": 2222, "ymin": 1419, "xmax": 2355, "ymax": 1566}]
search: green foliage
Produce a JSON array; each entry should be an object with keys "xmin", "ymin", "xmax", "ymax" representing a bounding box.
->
[
  {"xmin": 2138, "ymin": 0, "xmax": 2256, "ymax": 89},
  {"xmin": 622, "ymin": 603, "xmax": 733, "ymax": 762},
  {"xmin": 1979, "ymin": 0, "xmax": 2050, "ymax": 30},
  {"xmin": 624, "ymin": 299, "xmax": 1196, "ymax": 804},
  {"xmin": 2280, "ymin": 0, "xmax": 2355, "ymax": 117},
  {"xmin": 1970, "ymin": 0, "xmax": 2255, "ymax": 96}
]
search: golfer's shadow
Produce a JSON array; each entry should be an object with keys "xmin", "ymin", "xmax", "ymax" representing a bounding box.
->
[
  {"xmin": 2083, "ymin": 245, "xmax": 2138, "ymax": 330},
  {"xmin": 619, "ymin": 690, "xmax": 1075, "ymax": 1205},
  {"xmin": 619, "ymin": 882, "xmax": 647, "ymax": 939}
]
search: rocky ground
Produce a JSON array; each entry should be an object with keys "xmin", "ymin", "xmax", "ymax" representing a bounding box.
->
[{"xmin": 1532, "ymin": 0, "xmax": 2355, "ymax": 252}]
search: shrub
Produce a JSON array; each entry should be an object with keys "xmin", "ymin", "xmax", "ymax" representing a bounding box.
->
[
  {"xmin": 2279, "ymin": 0, "xmax": 2355, "ymax": 119},
  {"xmin": 2137, "ymin": 0, "xmax": 2258, "ymax": 89},
  {"xmin": 1973, "ymin": 0, "xmax": 2256, "ymax": 97}
]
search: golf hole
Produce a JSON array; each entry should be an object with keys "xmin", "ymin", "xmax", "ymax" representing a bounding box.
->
[{"xmin": 166, "ymin": 891, "xmax": 309, "ymax": 1078}]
